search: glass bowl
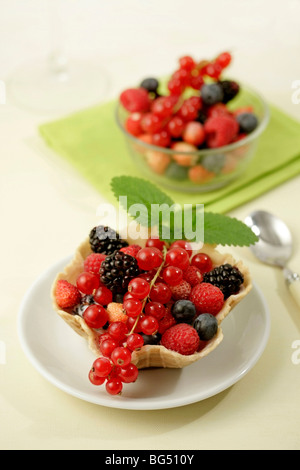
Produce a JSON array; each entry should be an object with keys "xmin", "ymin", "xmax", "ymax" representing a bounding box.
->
[{"xmin": 115, "ymin": 84, "xmax": 270, "ymax": 192}]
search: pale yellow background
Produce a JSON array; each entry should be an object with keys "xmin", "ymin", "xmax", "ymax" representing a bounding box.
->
[{"xmin": 1, "ymin": 0, "xmax": 300, "ymax": 450}]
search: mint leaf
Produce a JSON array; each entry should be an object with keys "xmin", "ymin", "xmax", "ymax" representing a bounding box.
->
[
  {"xmin": 203, "ymin": 212, "xmax": 258, "ymax": 246},
  {"xmin": 110, "ymin": 176, "xmax": 258, "ymax": 247},
  {"xmin": 111, "ymin": 176, "xmax": 175, "ymax": 227}
]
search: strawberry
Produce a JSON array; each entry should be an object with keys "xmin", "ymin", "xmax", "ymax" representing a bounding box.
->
[
  {"xmin": 183, "ymin": 265, "xmax": 203, "ymax": 287},
  {"xmin": 169, "ymin": 280, "xmax": 192, "ymax": 300},
  {"xmin": 106, "ymin": 302, "xmax": 128, "ymax": 324},
  {"xmin": 55, "ymin": 280, "xmax": 81, "ymax": 309}
]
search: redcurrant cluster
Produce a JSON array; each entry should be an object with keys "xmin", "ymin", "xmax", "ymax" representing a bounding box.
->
[
  {"xmin": 119, "ymin": 51, "xmax": 237, "ymax": 151},
  {"xmin": 84, "ymin": 237, "xmax": 218, "ymax": 396}
]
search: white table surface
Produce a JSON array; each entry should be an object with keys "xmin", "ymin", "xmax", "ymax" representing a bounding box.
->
[{"xmin": 1, "ymin": 0, "xmax": 300, "ymax": 450}]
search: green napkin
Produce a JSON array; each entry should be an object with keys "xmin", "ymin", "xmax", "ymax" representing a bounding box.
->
[{"xmin": 39, "ymin": 98, "xmax": 300, "ymax": 213}]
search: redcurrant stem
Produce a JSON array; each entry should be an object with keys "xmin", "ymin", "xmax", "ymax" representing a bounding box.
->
[{"xmin": 128, "ymin": 245, "xmax": 168, "ymax": 335}]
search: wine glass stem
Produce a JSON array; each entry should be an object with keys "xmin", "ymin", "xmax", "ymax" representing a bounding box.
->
[{"xmin": 47, "ymin": 0, "xmax": 69, "ymax": 80}]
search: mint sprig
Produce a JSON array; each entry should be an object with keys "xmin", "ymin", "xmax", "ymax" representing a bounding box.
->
[{"xmin": 110, "ymin": 176, "xmax": 258, "ymax": 246}]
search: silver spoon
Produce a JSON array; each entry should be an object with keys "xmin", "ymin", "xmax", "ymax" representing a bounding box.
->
[{"xmin": 244, "ymin": 210, "xmax": 300, "ymax": 307}]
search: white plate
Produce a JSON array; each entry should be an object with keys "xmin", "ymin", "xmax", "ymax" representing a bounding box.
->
[{"xmin": 18, "ymin": 257, "xmax": 270, "ymax": 410}]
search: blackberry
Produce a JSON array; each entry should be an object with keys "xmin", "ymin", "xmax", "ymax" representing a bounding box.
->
[
  {"xmin": 100, "ymin": 250, "xmax": 140, "ymax": 294},
  {"xmin": 219, "ymin": 80, "xmax": 240, "ymax": 103},
  {"xmin": 89, "ymin": 225, "xmax": 128, "ymax": 255},
  {"xmin": 203, "ymin": 263, "xmax": 244, "ymax": 299},
  {"xmin": 73, "ymin": 295, "xmax": 95, "ymax": 316}
]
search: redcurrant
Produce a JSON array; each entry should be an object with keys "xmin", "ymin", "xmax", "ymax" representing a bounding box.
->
[
  {"xmin": 128, "ymin": 278, "xmax": 150, "ymax": 300},
  {"xmin": 123, "ymin": 298, "xmax": 143, "ymax": 318},
  {"xmin": 100, "ymin": 338, "xmax": 119, "ymax": 358},
  {"xmin": 125, "ymin": 112, "xmax": 143, "ymax": 136},
  {"xmin": 106, "ymin": 378, "xmax": 123, "ymax": 395},
  {"xmin": 149, "ymin": 282, "xmax": 172, "ymax": 304},
  {"xmin": 167, "ymin": 116, "xmax": 185, "ymax": 138},
  {"xmin": 118, "ymin": 363, "xmax": 139, "ymax": 383},
  {"xmin": 92, "ymin": 357, "xmax": 113, "ymax": 377},
  {"xmin": 170, "ymin": 240, "xmax": 193, "ymax": 257},
  {"xmin": 216, "ymin": 52, "xmax": 232, "ymax": 69},
  {"xmin": 88, "ymin": 369, "xmax": 106, "ymax": 386},
  {"xmin": 83, "ymin": 304, "xmax": 108, "ymax": 329},
  {"xmin": 191, "ymin": 253, "xmax": 213, "ymax": 273},
  {"xmin": 140, "ymin": 315, "xmax": 159, "ymax": 335},
  {"xmin": 136, "ymin": 247, "xmax": 163, "ymax": 271},
  {"xmin": 94, "ymin": 285, "xmax": 113, "ymax": 306},
  {"xmin": 141, "ymin": 112, "xmax": 163, "ymax": 134},
  {"xmin": 126, "ymin": 333, "xmax": 144, "ymax": 351},
  {"xmin": 179, "ymin": 55, "xmax": 196, "ymax": 71},
  {"xmin": 144, "ymin": 301, "xmax": 166, "ymax": 320},
  {"xmin": 152, "ymin": 129, "xmax": 171, "ymax": 148},
  {"xmin": 76, "ymin": 272, "xmax": 100, "ymax": 295},
  {"xmin": 166, "ymin": 247, "xmax": 190, "ymax": 271},
  {"xmin": 107, "ymin": 321, "xmax": 128, "ymax": 341},
  {"xmin": 111, "ymin": 346, "xmax": 132, "ymax": 367},
  {"xmin": 145, "ymin": 236, "xmax": 166, "ymax": 251},
  {"xmin": 162, "ymin": 266, "xmax": 183, "ymax": 286}
]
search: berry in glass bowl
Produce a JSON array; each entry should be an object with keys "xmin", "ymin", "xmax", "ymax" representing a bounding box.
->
[{"xmin": 116, "ymin": 51, "xmax": 269, "ymax": 192}]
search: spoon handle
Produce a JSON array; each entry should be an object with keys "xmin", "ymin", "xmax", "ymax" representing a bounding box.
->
[{"xmin": 284, "ymin": 268, "xmax": 300, "ymax": 308}]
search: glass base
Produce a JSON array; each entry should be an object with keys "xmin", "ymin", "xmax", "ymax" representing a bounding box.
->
[{"xmin": 7, "ymin": 56, "xmax": 109, "ymax": 114}]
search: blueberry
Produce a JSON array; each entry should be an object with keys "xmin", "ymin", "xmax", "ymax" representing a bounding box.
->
[
  {"xmin": 72, "ymin": 295, "xmax": 95, "ymax": 316},
  {"xmin": 193, "ymin": 314, "xmax": 218, "ymax": 341},
  {"xmin": 165, "ymin": 162, "xmax": 188, "ymax": 181},
  {"xmin": 171, "ymin": 300, "xmax": 197, "ymax": 324},
  {"xmin": 141, "ymin": 332, "xmax": 162, "ymax": 345},
  {"xmin": 236, "ymin": 112, "xmax": 258, "ymax": 134},
  {"xmin": 201, "ymin": 83, "xmax": 224, "ymax": 106},
  {"xmin": 140, "ymin": 77, "xmax": 159, "ymax": 93},
  {"xmin": 201, "ymin": 153, "xmax": 225, "ymax": 174}
]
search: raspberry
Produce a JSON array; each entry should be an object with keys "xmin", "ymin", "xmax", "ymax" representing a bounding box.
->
[
  {"xmin": 106, "ymin": 302, "xmax": 128, "ymax": 323},
  {"xmin": 55, "ymin": 280, "xmax": 81, "ymax": 309},
  {"xmin": 189, "ymin": 282, "xmax": 224, "ymax": 315},
  {"xmin": 161, "ymin": 323, "xmax": 200, "ymax": 355},
  {"xmin": 204, "ymin": 115, "xmax": 239, "ymax": 148},
  {"xmin": 170, "ymin": 280, "xmax": 192, "ymax": 301},
  {"xmin": 158, "ymin": 308, "xmax": 176, "ymax": 335},
  {"xmin": 84, "ymin": 253, "xmax": 106, "ymax": 274},
  {"xmin": 120, "ymin": 88, "xmax": 151, "ymax": 113},
  {"xmin": 183, "ymin": 265, "xmax": 203, "ymax": 287},
  {"xmin": 120, "ymin": 244, "xmax": 142, "ymax": 258}
]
